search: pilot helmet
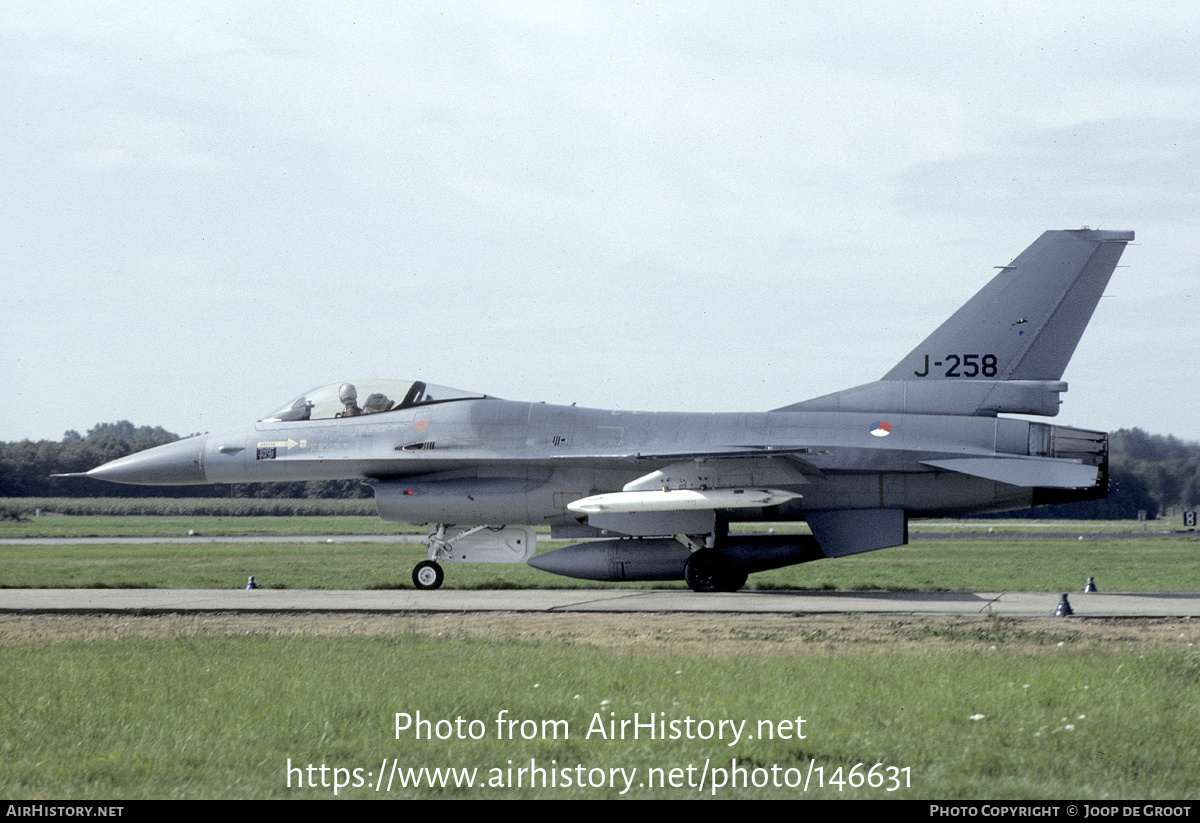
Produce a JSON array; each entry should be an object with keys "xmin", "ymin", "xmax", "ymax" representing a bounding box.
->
[{"xmin": 339, "ymin": 383, "xmax": 358, "ymax": 405}]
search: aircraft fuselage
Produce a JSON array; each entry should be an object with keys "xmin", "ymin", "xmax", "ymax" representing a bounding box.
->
[
  {"xmin": 126, "ymin": 398, "xmax": 1097, "ymax": 524},
  {"xmin": 72, "ymin": 229, "xmax": 1131, "ymax": 591}
]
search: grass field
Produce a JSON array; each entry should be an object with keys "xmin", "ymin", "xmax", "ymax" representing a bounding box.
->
[
  {"xmin": 0, "ymin": 512, "xmax": 408, "ymax": 538},
  {"xmin": 1, "ymin": 511, "xmax": 1197, "ymax": 800},
  {"xmin": 1, "ymin": 614, "xmax": 1197, "ymax": 799},
  {"xmin": 2, "ymin": 510, "xmax": 1197, "ymax": 592},
  {"xmin": 1, "ymin": 532, "xmax": 1197, "ymax": 592}
]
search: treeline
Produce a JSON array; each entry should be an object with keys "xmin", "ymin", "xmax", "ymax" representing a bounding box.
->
[
  {"xmin": 1111, "ymin": 428, "xmax": 1200, "ymax": 518},
  {"xmin": 942, "ymin": 427, "xmax": 1200, "ymax": 521},
  {"xmin": 0, "ymin": 421, "xmax": 372, "ymax": 500},
  {"xmin": 1, "ymin": 422, "xmax": 1197, "ymax": 519},
  {"xmin": 992, "ymin": 464, "xmax": 1159, "ymax": 521},
  {"xmin": 0, "ymin": 497, "xmax": 376, "ymax": 517},
  {"xmin": 1015, "ymin": 427, "xmax": 1200, "ymax": 521}
]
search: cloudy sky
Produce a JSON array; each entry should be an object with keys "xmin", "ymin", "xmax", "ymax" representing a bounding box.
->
[{"xmin": 2, "ymin": 1, "xmax": 1196, "ymax": 444}]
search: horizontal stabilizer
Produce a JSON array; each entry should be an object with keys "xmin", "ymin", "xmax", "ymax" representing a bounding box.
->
[{"xmin": 921, "ymin": 456, "xmax": 1098, "ymax": 488}]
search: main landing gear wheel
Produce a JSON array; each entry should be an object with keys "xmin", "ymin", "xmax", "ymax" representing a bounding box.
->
[
  {"xmin": 412, "ymin": 560, "xmax": 444, "ymax": 590},
  {"xmin": 683, "ymin": 549, "xmax": 747, "ymax": 593}
]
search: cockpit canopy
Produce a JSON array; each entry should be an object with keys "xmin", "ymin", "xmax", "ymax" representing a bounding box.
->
[{"xmin": 261, "ymin": 380, "xmax": 486, "ymax": 422}]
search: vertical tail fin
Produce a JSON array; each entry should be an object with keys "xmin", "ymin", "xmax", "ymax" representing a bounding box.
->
[
  {"xmin": 778, "ymin": 229, "xmax": 1133, "ymax": 417},
  {"xmin": 883, "ymin": 229, "xmax": 1133, "ymax": 382}
]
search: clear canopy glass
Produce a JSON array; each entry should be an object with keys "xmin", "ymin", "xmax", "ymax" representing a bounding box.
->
[{"xmin": 261, "ymin": 380, "xmax": 486, "ymax": 422}]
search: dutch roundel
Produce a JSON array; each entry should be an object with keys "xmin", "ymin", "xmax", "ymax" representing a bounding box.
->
[{"xmin": 870, "ymin": 421, "xmax": 892, "ymax": 437}]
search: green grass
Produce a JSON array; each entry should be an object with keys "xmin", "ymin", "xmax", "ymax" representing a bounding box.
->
[
  {"xmin": 754, "ymin": 536, "xmax": 1200, "ymax": 593},
  {"xmin": 0, "ymin": 503, "xmax": 1175, "ymax": 538},
  {"xmin": 1, "ymin": 513, "xmax": 1196, "ymax": 800},
  {"xmin": 0, "ymin": 514, "xmax": 417, "ymax": 538},
  {"xmin": 1, "ymin": 632, "xmax": 1196, "ymax": 799},
  {"xmin": 2, "ymin": 511, "xmax": 1196, "ymax": 592},
  {"xmin": 1, "ymin": 535, "xmax": 1198, "ymax": 591}
]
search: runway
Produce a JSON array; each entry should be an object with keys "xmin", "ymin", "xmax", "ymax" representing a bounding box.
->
[{"xmin": 1, "ymin": 587, "xmax": 1197, "ymax": 617}]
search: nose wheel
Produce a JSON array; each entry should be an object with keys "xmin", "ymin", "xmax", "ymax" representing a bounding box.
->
[{"xmin": 412, "ymin": 560, "xmax": 445, "ymax": 590}]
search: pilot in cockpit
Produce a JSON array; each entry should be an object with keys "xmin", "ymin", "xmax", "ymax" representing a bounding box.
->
[{"xmin": 336, "ymin": 383, "xmax": 362, "ymax": 417}]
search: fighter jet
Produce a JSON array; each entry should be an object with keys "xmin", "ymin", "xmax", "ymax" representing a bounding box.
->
[{"xmin": 75, "ymin": 229, "xmax": 1133, "ymax": 591}]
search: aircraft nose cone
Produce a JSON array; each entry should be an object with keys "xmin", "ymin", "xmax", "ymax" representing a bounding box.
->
[{"xmin": 86, "ymin": 435, "xmax": 209, "ymax": 485}]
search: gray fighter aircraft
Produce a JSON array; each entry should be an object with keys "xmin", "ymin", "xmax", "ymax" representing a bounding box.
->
[{"xmin": 75, "ymin": 229, "xmax": 1133, "ymax": 591}]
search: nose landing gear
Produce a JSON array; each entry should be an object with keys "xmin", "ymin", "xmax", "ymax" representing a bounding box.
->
[{"xmin": 412, "ymin": 559, "xmax": 445, "ymax": 590}]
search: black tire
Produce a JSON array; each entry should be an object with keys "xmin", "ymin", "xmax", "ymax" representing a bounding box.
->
[
  {"xmin": 721, "ymin": 569, "xmax": 749, "ymax": 593},
  {"xmin": 412, "ymin": 560, "xmax": 444, "ymax": 590},
  {"xmin": 684, "ymin": 549, "xmax": 746, "ymax": 593}
]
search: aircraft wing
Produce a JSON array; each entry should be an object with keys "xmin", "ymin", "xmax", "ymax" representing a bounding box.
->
[{"xmin": 921, "ymin": 456, "xmax": 1099, "ymax": 488}]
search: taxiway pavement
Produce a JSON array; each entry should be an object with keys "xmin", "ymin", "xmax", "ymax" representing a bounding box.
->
[{"xmin": 0, "ymin": 588, "xmax": 1196, "ymax": 618}]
